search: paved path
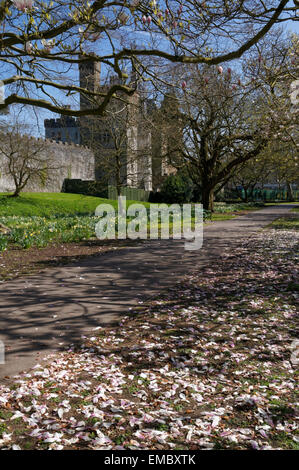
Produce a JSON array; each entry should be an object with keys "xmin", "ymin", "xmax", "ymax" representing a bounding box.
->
[{"xmin": 0, "ymin": 204, "xmax": 295, "ymax": 380}]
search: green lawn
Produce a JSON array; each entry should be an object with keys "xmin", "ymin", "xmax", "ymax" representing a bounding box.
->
[
  {"xmin": 209, "ymin": 202, "xmax": 264, "ymax": 221},
  {"xmin": 270, "ymin": 206, "xmax": 299, "ymax": 230},
  {"xmin": 1, "ymin": 227, "xmax": 298, "ymax": 450},
  {"xmin": 0, "ymin": 192, "xmax": 152, "ymax": 217},
  {"xmin": 265, "ymin": 202, "xmax": 299, "ymax": 206},
  {"xmin": 210, "ymin": 213, "xmax": 238, "ymax": 221},
  {"xmin": 270, "ymin": 216, "xmax": 299, "ymax": 231},
  {"xmin": 0, "ymin": 193, "xmax": 266, "ymax": 252},
  {"xmin": 0, "ymin": 193, "xmax": 265, "ymax": 217}
]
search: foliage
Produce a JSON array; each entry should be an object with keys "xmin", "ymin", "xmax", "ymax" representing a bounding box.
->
[
  {"xmin": 159, "ymin": 32, "xmax": 298, "ymax": 210},
  {"xmin": 0, "ymin": 234, "xmax": 8, "ymax": 252},
  {"xmin": 62, "ymin": 179, "xmax": 108, "ymax": 199},
  {"xmin": 159, "ymin": 172, "xmax": 194, "ymax": 204},
  {"xmin": 212, "ymin": 202, "xmax": 265, "ymax": 214}
]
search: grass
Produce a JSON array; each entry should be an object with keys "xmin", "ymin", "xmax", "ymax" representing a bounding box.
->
[
  {"xmin": 0, "ymin": 193, "xmax": 154, "ymax": 252},
  {"xmin": 265, "ymin": 201, "xmax": 299, "ymax": 206},
  {"xmin": 211, "ymin": 213, "xmax": 239, "ymax": 221},
  {"xmin": 0, "ymin": 215, "xmax": 101, "ymax": 250},
  {"xmin": 0, "ymin": 193, "xmax": 192, "ymax": 251},
  {"xmin": 209, "ymin": 202, "xmax": 265, "ymax": 221},
  {"xmin": 265, "ymin": 205, "xmax": 299, "ymax": 232},
  {"xmin": 0, "ymin": 192, "xmax": 152, "ymax": 217},
  {"xmin": 0, "ymin": 193, "xmax": 264, "ymax": 218},
  {"xmin": 0, "ymin": 193, "xmax": 265, "ymax": 252},
  {"xmin": 270, "ymin": 214, "xmax": 299, "ymax": 231}
]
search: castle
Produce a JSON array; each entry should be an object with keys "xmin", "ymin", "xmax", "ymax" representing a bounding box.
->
[
  {"xmin": 44, "ymin": 58, "xmax": 176, "ymax": 192},
  {"xmin": 0, "ymin": 136, "xmax": 94, "ymax": 194}
]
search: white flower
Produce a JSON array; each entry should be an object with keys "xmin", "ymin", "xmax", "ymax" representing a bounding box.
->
[
  {"xmin": 41, "ymin": 39, "xmax": 54, "ymax": 53},
  {"xmin": 25, "ymin": 41, "xmax": 33, "ymax": 53},
  {"xmin": 13, "ymin": 0, "xmax": 34, "ymax": 12}
]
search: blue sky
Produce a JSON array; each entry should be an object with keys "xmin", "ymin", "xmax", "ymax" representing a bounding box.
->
[{"xmin": 3, "ymin": 11, "xmax": 298, "ymax": 137}]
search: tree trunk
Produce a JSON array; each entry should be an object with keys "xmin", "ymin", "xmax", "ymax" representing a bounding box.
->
[
  {"xmin": 248, "ymin": 185, "xmax": 256, "ymax": 201},
  {"xmin": 202, "ymin": 186, "xmax": 214, "ymax": 211},
  {"xmin": 11, "ymin": 189, "xmax": 21, "ymax": 197},
  {"xmin": 286, "ymin": 181, "xmax": 295, "ymax": 202},
  {"xmin": 116, "ymin": 185, "xmax": 121, "ymax": 197},
  {"xmin": 234, "ymin": 186, "xmax": 244, "ymax": 201}
]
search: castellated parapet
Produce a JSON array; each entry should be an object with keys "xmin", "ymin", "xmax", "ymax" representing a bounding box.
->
[
  {"xmin": 44, "ymin": 116, "xmax": 80, "ymax": 144},
  {"xmin": 0, "ymin": 134, "xmax": 95, "ymax": 193}
]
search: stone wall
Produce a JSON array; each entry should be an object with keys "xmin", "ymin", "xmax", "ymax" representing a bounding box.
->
[{"xmin": 0, "ymin": 136, "xmax": 95, "ymax": 193}]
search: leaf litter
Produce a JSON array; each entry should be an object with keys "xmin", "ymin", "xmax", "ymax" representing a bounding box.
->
[{"xmin": 0, "ymin": 229, "xmax": 298, "ymax": 450}]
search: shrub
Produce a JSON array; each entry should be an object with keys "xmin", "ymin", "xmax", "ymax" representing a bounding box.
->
[
  {"xmin": 152, "ymin": 173, "xmax": 194, "ymax": 204},
  {"xmin": 62, "ymin": 179, "xmax": 108, "ymax": 198}
]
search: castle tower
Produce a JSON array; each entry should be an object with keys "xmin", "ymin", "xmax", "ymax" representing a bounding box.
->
[
  {"xmin": 79, "ymin": 55, "xmax": 101, "ymax": 110},
  {"xmin": 77, "ymin": 56, "xmax": 156, "ymax": 191},
  {"xmin": 78, "ymin": 55, "xmax": 101, "ymax": 148}
]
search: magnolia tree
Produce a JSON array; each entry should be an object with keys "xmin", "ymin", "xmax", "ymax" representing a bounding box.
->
[
  {"xmin": 0, "ymin": 0, "xmax": 297, "ymax": 117},
  {"xmin": 229, "ymin": 33, "xmax": 299, "ymax": 202},
  {"xmin": 158, "ymin": 32, "xmax": 298, "ymax": 210}
]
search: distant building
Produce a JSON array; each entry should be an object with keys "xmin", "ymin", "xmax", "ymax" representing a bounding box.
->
[{"xmin": 44, "ymin": 56, "xmax": 178, "ymax": 191}]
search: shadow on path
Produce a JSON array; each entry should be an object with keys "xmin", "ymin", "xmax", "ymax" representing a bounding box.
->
[{"xmin": 0, "ymin": 204, "xmax": 295, "ymax": 380}]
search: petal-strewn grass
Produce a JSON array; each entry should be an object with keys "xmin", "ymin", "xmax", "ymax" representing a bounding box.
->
[
  {"xmin": 270, "ymin": 213, "xmax": 299, "ymax": 231},
  {"xmin": 0, "ymin": 228, "xmax": 298, "ymax": 450}
]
